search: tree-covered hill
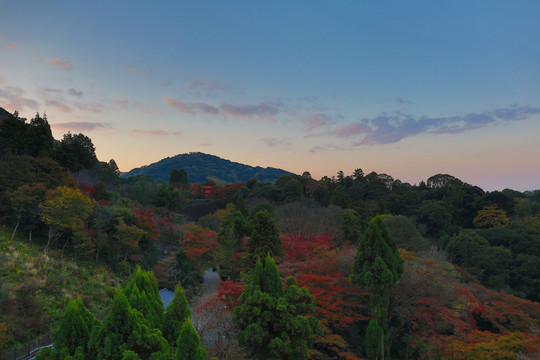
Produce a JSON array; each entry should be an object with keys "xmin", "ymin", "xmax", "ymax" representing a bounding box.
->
[{"xmin": 122, "ymin": 152, "xmax": 291, "ymax": 183}]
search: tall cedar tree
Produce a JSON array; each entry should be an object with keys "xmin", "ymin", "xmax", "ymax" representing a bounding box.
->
[
  {"xmin": 175, "ymin": 318, "xmax": 208, "ymax": 360},
  {"xmin": 247, "ymin": 211, "xmax": 283, "ymax": 263},
  {"xmin": 124, "ymin": 266, "xmax": 164, "ymax": 329},
  {"xmin": 233, "ymin": 255, "xmax": 320, "ymax": 360},
  {"xmin": 163, "ymin": 284, "xmax": 191, "ymax": 344},
  {"xmin": 88, "ymin": 287, "xmax": 168, "ymax": 360},
  {"xmin": 350, "ymin": 215, "xmax": 403, "ymax": 359},
  {"xmin": 53, "ymin": 297, "xmax": 98, "ymax": 356}
]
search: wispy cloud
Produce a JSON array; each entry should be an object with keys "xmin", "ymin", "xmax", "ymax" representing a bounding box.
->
[
  {"xmin": 220, "ymin": 102, "xmax": 279, "ymax": 119},
  {"xmin": 45, "ymin": 100, "xmax": 71, "ymax": 112},
  {"xmin": 302, "ymin": 113, "xmax": 336, "ymax": 133},
  {"xmin": 0, "ymin": 86, "xmax": 40, "ymax": 111},
  {"xmin": 8, "ymin": 44, "xmax": 18, "ymax": 50},
  {"xmin": 131, "ymin": 129, "xmax": 182, "ymax": 136},
  {"xmin": 46, "ymin": 58, "xmax": 73, "ymax": 70},
  {"xmin": 323, "ymin": 104, "xmax": 540, "ymax": 146},
  {"xmin": 310, "ymin": 144, "xmax": 347, "ymax": 153},
  {"xmin": 193, "ymin": 102, "xmax": 219, "ymax": 115},
  {"xmin": 164, "ymin": 96, "xmax": 281, "ymax": 120},
  {"xmin": 124, "ymin": 64, "xmax": 152, "ymax": 75},
  {"xmin": 164, "ymin": 97, "xmax": 195, "ymax": 115},
  {"xmin": 260, "ymin": 137, "xmax": 291, "ymax": 147},
  {"xmin": 186, "ymin": 79, "xmax": 218, "ymax": 91},
  {"xmin": 76, "ymin": 103, "xmax": 104, "ymax": 113},
  {"xmin": 68, "ymin": 88, "xmax": 83, "ymax": 97},
  {"xmin": 52, "ymin": 122, "xmax": 111, "ymax": 132},
  {"xmin": 395, "ymin": 97, "xmax": 413, "ymax": 105}
]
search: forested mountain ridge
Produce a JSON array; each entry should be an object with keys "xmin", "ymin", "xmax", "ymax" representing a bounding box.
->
[{"xmin": 122, "ymin": 152, "xmax": 291, "ymax": 183}]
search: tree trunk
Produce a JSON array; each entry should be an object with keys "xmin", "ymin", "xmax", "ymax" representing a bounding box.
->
[
  {"xmin": 44, "ymin": 227, "xmax": 55, "ymax": 253},
  {"xmin": 11, "ymin": 221, "xmax": 19, "ymax": 240}
]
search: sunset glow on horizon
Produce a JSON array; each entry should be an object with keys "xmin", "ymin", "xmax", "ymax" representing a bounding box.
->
[{"xmin": 1, "ymin": 1, "xmax": 539, "ymax": 191}]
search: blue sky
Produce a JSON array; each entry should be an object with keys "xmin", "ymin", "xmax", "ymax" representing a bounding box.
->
[{"xmin": 1, "ymin": 1, "xmax": 539, "ymax": 191}]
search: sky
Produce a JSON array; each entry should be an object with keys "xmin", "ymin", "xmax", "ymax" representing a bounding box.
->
[{"xmin": 1, "ymin": 1, "xmax": 539, "ymax": 191}]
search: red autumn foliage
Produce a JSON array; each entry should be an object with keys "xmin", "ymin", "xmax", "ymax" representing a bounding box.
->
[
  {"xmin": 134, "ymin": 208, "xmax": 159, "ymax": 242},
  {"xmin": 182, "ymin": 223, "xmax": 217, "ymax": 267}
]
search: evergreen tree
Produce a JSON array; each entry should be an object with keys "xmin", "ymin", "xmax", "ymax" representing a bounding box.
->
[
  {"xmin": 247, "ymin": 211, "xmax": 283, "ymax": 263},
  {"xmin": 175, "ymin": 318, "xmax": 208, "ymax": 360},
  {"xmin": 124, "ymin": 266, "xmax": 164, "ymax": 329},
  {"xmin": 53, "ymin": 297, "xmax": 98, "ymax": 356},
  {"xmin": 55, "ymin": 132, "xmax": 98, "ymax": 179},
  {"xmin": 233, "ymin": 255, "xmax": 320, "ymax": 359},
  {"xmin": 163, "ymin": 284, "xmax": 191, "ymax": 344},
  {"xmin": 365, "ymin": 318, "xmax": 383, "ymax": 360},
  {"xmin": 350, "ymin": 215, "xmax": 403, "ymax": 359},
  {"xmin": 28, "ymin": 112, "xmax": 54, "ymax": 157},
  {"xmin": 88, "ymin": 287, "xmax": 168, "ymax": 360}
]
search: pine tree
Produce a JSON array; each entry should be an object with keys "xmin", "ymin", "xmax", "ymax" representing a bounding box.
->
[
  {"xmin": 163, "ymin": 284, "xmax": 191, "ymax": 344},
  {"xmin": 175, "ymin": 318, "xmax": 208, "ymax": 360}
]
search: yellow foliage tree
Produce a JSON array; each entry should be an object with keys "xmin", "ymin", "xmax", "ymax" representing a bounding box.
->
[
  {"xmin": 473, "ymin": 205, "xmax": 510, "ymax": 228},
  {"xmin": 39, "ymin": 186, "xmax": 93, "ymax": 252}
]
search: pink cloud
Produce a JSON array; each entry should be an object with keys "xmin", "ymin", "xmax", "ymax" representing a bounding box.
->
[
  {"xmin": 186, "ymin": 79, "xmax": 217, "ymax": 90},
  {"xmin": 52, "ymin": 122, "xmax": 111, "ymax": 132},
  {"xmin": 164, "ymin": 97, "xmax": 195, "ymax": 115},
  {"xmin": 0, "ymin": 86, "xmax": 40, "ymax": 111},
  {"xmin": 260, "ymin": 138, "xmax": 291, "ymax": 147},
  {"xmin": 76, "ymin": 103, "xmax": 104, "ymax": 113},
  {"xmin": 45, "ymin": 100, "xmax": 71, "ymax": 112},
  {"xmin": 46, "ymin": 58, "xmax": 73, "ymax": 70},
  {"xmin": 193, "ymin": 102, "xmax": 219, "ymax": 115},
  {"xmin": 220, "ymin": 102, "xmax": 279, "ymax": 119},
  {"xmin": 327, "ymin": 121, "xmax": 371, "ymax": 138},
  {"xmin": 131, "ymin": 129, "xmax": 182, "ymax": 136},
  {"xmin": 124, "ymin": 64, "xmax": 153, "ymax": 75},
  {"xmin": 8, "ymin": 44, "xmax": 18, "ymax": 50},
  {"xmin": 302, "ymin": 113, "xmax": 335, "ymax": 132}
]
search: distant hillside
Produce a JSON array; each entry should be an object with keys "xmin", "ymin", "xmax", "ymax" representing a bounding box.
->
[{"xmin": 122, "ymin": 152, "xmax": 291, "ymax": 183}]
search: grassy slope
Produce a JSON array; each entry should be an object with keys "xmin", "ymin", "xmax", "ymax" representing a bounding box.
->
[{"xmin": 0, "ymin": 229, "xmax": 122, "ymax": 349}]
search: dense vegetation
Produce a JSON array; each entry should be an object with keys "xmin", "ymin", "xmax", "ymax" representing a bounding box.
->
[{"xmin": 1, "ymin": 108, "xmax": 539, "ymax": 359}]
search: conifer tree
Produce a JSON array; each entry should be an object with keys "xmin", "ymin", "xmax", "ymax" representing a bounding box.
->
[
  {"xmin": 350, "ymin": 215, "xmax": 403, "ymax": 359},
  {"xmin": 176, "ymin": 318, "xmax": 208, "ymax": 360},
  {"xmin": 163, "ymin": 284, "xmax": 191, "ymax": 344},
  {"xmin": 88, "ymin": 287, "xmax": 168, "ymax": 360},
  {"xmin": 247, "ymin": 211, "xmax": 282, "ymax": 263},
  {"xmin": 124, "ymin": 266, "xmax": 164, "ymax": 329},
  {"xmin": 234, "ymin": 255, "xmax": 320, "ymax": 359},
  {"xmin": 53, "ymin": 297, "xmax": 98, "ymax": 356},
  {"xmin": 365, "ymin": 318, "xmax": 383, "ymax": 360}
]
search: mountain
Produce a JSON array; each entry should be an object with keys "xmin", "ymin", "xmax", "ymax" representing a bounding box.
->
[{"xmin": 122, "ymin": 152, "xmax": 292, "ymax": 183}]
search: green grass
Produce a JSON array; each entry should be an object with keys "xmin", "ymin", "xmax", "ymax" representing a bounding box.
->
[{"xmin": 0, "ymin": 228, "xmax": 123, "ymax": 349}]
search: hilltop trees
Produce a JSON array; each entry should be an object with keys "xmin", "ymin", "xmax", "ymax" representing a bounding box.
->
[{"xmin": 56, "ymin": 132, "xmax": 98, "ymax": 179}]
